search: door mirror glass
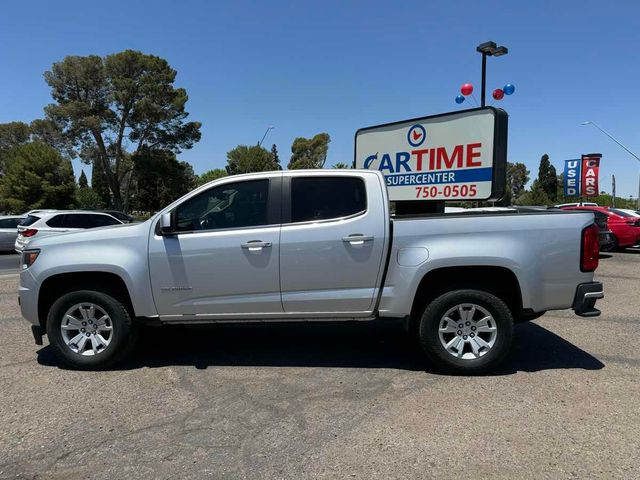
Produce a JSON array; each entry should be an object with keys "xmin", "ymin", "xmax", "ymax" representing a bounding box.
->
[{"xmin": 160, "ymin": 213, "xmax": 174, "ymax": 234}]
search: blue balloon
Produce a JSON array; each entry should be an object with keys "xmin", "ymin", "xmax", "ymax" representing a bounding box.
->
[
  {"xmin": 455, "ymin": 95, "xmax": 465, "ymax": 104},
  {"xmin": 503, "ymin": 83, "xmax": 515, "ymax": 95}
]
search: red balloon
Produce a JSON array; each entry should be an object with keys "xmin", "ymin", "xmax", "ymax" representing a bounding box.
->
[
  {"xmin": 492, "ymin": 88, "xmax": 504, "ymax": 100},
  {"xmin": 460, "ymin": 83, "xmax": 473, "ymax": 96}
]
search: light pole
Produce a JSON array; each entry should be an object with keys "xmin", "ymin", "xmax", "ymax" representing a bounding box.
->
[
  {"xmin": 258, "ymin": 126, "xmax": 275, "ymax": 147},
  {"xmin": 476, "ymin": 41, "xmax": 508, "ymax": 107},
  {"xmin": 581, "ymin": 121, "xmax": 640, "ymax": 209}
]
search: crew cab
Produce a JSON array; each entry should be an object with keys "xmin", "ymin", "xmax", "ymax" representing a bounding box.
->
[{"xmin": 18, "ymin": 170, "xmax": 603, "ymax": 373}]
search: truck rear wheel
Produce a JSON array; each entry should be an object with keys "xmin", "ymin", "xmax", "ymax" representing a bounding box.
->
[
  {"xmin": 46, "ymin": 290, "xmax": 138, "ymax": 370},
  {"xmin": 418, "ymin": 289, "xmax": 514, "ymax": 374}
]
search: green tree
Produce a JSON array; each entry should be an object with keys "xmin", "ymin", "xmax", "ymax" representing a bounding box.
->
[
  {"xmin": 132, "ymin": 148, "xmax": 196, "ymax": 213},
  {"xmin": 78, "ymin": 170, "xmax": 89, "ymax": 189},
  {"xmin": 75, "ymin": 187, "xmax": 103, "ymax": 209},
  {"xmin": 0, "ymin": 142, "xmax": 76, "ymax": 213},
  {"xmin": 288, "ymin": 133, "xmax": 331, "ymax": 169},
  {"xmin": 43, "ymin": 50, "xmax": 201, "ymax": 211},
  {"xmin": 332, "ymin": 162, "xmax": 350, "ymax": 169},
  {"xmin": 0, "ymin": 122, "xmax": 31, "ymax": 152},
  {"xmin": 507, "ymin": 162, "xmax": 529, "ymax": 200},
  {"xmin": 91, "ymin": 160, "xmax": 110, "ymax": 208},
  {"xmin": 0, "ymin": 122, "xmax": 33, "ymax": 174},
  {"xmin": 197, "ymin": 168, "xmax": 227, "ymax": 186},
  {"xmin": 537, "ymin": 154, "xmax": 558, "ymax": 202},
  {"xmin": 225, "ymin": 145, "xmax": 279, "ymax": 175},
  {"xmin": 270, "ymin": 144, "xmax": 281, "ymax": 169},
  {"xmin": 515, "ymin": 180, "xmax": 552, "ymax": 206}
]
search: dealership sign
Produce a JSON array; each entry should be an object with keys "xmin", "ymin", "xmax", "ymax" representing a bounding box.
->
[
  {"xmin": 563, "ymin": 153, "xmax": 601, "ymax": 197},
  {"xmin": 355, "ymin": 108, "xmax": 508, "ymax": 201},
  {"xmin": 563, "ymin": 159, "xmax": 582, "ymax": 196},
  {"xmin": 581, "ymin": 153, "xmax": 601, "ymax": 196}
]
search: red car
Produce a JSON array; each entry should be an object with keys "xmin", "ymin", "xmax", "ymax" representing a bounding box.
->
[{"xmin": 560, "ymin": 206, "xmax": 640, "ymax": 249}]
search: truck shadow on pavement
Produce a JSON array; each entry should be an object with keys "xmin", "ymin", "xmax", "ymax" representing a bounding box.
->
[{"xmin": 36, "ymin": 320, "xmax": 604, "ymax": 375}]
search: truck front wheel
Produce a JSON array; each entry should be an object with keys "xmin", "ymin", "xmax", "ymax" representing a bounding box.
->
[
  {"xmin": 418, "ymin": 289, "xmax": 514, "ymax": 374},
  {"xmin": 46, "ymin": 290, "xmax": 138, "ymax": 370}
]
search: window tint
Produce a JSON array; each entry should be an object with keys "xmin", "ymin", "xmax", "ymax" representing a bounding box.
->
[
  {"xmin": 0, "ymin": 218, "xmax": 22, "ymax": 228},
  {"xmin": 291, "ymin": 177, "xmax": 366, "ymax": 223},
  {"xmin": 46, "ymin": 215, "xmax": 66, "ymax": 228},
  {"xmin": 62, "ymin": 214, "xmax": 119, "ymax": 229},
  {"xmin": 89, "ymin": 214, "xmax": 121, "ymax": 227},
  {"xmin": 175, "ymin": 180, "xmax": 270, "ymax": 232},
  {"xmin": 609, "ymin": 208, "xmax": 634, "ymax": 217},
  {"xmin": 21, "ymin": 215, "xmax": 40, "ymax": 227}
]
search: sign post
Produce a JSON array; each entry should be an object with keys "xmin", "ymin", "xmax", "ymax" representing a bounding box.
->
[{"xmin": 354, "ymin": 107, "xmax": 508, "ymax": 213}]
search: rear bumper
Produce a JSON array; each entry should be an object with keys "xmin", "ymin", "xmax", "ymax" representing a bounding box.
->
[{"xmin": 572, "ymin": 281, "xmax": 604, "ymax": 317}]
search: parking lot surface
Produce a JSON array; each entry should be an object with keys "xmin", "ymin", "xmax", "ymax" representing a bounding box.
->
[{"xmin": 0, "ymin": 250, "xmax": 639, "ymax": 479}]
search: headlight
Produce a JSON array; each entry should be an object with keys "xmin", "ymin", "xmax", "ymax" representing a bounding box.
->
[{"xmin": 21, "ymin": 249, "xmax": 40, "ymax": 270}]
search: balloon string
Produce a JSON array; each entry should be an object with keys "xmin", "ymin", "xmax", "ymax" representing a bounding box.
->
[{"xmin": 470, "ymin": 93, "xmax": 479, "ymax": 107}]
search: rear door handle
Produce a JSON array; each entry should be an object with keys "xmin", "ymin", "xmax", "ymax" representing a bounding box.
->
[
  {"xmin": 342, "ymin": 234, "xmax": 374, "ymax": 245},
  {"xmin": 241, "ymin": 240, "xmax": 272, "ymax": 252}
]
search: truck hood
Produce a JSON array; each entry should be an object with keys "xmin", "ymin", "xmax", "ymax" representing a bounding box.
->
[{"xmin": 28, "ymin": 220, "xmax": 152, "ymax": 249}]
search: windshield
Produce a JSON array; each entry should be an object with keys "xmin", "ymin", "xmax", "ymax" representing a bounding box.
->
[{"xmin": 609, "ymin": 208, "xmax": 634, "ymax": 217}]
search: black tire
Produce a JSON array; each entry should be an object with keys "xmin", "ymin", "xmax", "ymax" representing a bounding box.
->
[
  {"xmin": 418, "ymin": 289, "xmax": 514, "ymax": 374},
  {"xmin": 610, "ymin": 236, "xmax": 620, "ymax": 252},
  {"xmin": 46, "ymin": 290, "xmax": 138, "ymax": 370}
]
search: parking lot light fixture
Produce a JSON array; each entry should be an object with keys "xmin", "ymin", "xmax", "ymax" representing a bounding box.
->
[
  {"xmin": 259, "ymin": 126, "xmax": 275, "ymax": 147},
  {"xmin": 581, "ymin": 121, "xmax": 640, "ymax": 209},
  {"xmin": 581, "ymin": 121, "xmax": 640, "ymax": 163},
  {"xmin": 476, "ymin": 41, "xmax": 509, "ymax": 107}
]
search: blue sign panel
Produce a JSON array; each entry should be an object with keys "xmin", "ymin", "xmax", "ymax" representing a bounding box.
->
[{"xmin": 563, "ymin": 159, "xmax": 581, "ymax": 197}]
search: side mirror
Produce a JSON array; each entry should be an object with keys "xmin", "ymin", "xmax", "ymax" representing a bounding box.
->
[{"xmin": 160, "ymin": 212, "xmax": 174, "ymax": 235}]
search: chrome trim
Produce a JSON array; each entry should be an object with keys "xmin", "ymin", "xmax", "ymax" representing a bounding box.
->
[
  {"xmin": 583, "ymin": 291, "xmax": 604, "ymax": 299},
  {"xmin": 281, "ymin": 209, "xmax": 367, "ymax": 228},
  {"xmin": 159, "ymin": 223, "xmax": 280, "ymax": 237}
]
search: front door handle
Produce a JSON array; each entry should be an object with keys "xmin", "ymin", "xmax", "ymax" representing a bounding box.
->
[
  {"xmin": 241, "ymin": 240, "xmax": 272, "ymax": 252},
  {"xmin": 342, "ymin": 234, "xmax": 374, "ymax": 245}
]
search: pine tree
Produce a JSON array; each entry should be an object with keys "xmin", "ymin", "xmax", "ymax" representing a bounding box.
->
[
  {"xmin": 78, "ymin": 170, "xmax": 88, "ymax": 189},
  {"xmin": 537, "ymin": 154, "xmax": 558, "ymax": 202},
  {"xmin": 271, "ymin": 144, "xmax": 281, "ymax": 170}
]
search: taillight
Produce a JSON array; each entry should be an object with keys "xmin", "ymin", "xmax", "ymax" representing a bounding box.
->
[
  {"xmin": 21, "ymin": 229, "xmax": 38, "ymax": 238},
  {"xmin": 581, "ymin": 223, "xmax": 599, "ymax": 272},
  {"xmin": 21, "ymin": 250, "xmax": 40, "ymax": 270}
]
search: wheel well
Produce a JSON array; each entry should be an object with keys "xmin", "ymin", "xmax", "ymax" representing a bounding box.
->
[
  {"xmin": 409, "ymin": 266, "xmax": 523, "ymax": 329},
  {"xmin": 38, "ymin": 272, "xmax": 134, "ymax": 328}
]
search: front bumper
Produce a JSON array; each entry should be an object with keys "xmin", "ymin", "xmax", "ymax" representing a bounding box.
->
[
  {"xmin": 19, "ymin": 268, "xmax": 40, "ymax": 326},
  {"xmin": 572, "ymin": 281, "xmax": 604, "ymax": 317}
]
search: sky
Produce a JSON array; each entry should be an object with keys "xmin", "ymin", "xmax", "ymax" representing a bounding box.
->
[{"xmin": 1, "ymin": 0, "xmax": 639, "ymax": 197}]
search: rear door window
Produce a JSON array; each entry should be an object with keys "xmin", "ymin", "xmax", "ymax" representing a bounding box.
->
[
  {"xmin": 45, "ymin": 215, "xmax": 67, "ymax": 228},
  {"xmin": 64, "ymin": 214, "xmax": 98, "ymax": 229},
  {"xmin": 290, "ymin": 177, "xmax": 366, "ymax": 223}
]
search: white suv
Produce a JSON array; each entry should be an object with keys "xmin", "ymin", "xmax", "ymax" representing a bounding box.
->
[{"xmin": 15, "ymin": 211, "xmax": 122, "ymax": 252}]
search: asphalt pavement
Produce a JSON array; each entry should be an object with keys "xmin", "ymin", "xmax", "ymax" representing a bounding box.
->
[
  {"xmin": 0, "ymin": 253, "xmax": 19, "ymax": 274},
  {"xmin": 0, "ymin": 249, "xmax": 639, "ymax": 479}
]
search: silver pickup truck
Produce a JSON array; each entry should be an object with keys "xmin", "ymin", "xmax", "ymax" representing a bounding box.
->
[{"xmin": 18, "ymin": 170, "xmax": 603, "ymax": 373}]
